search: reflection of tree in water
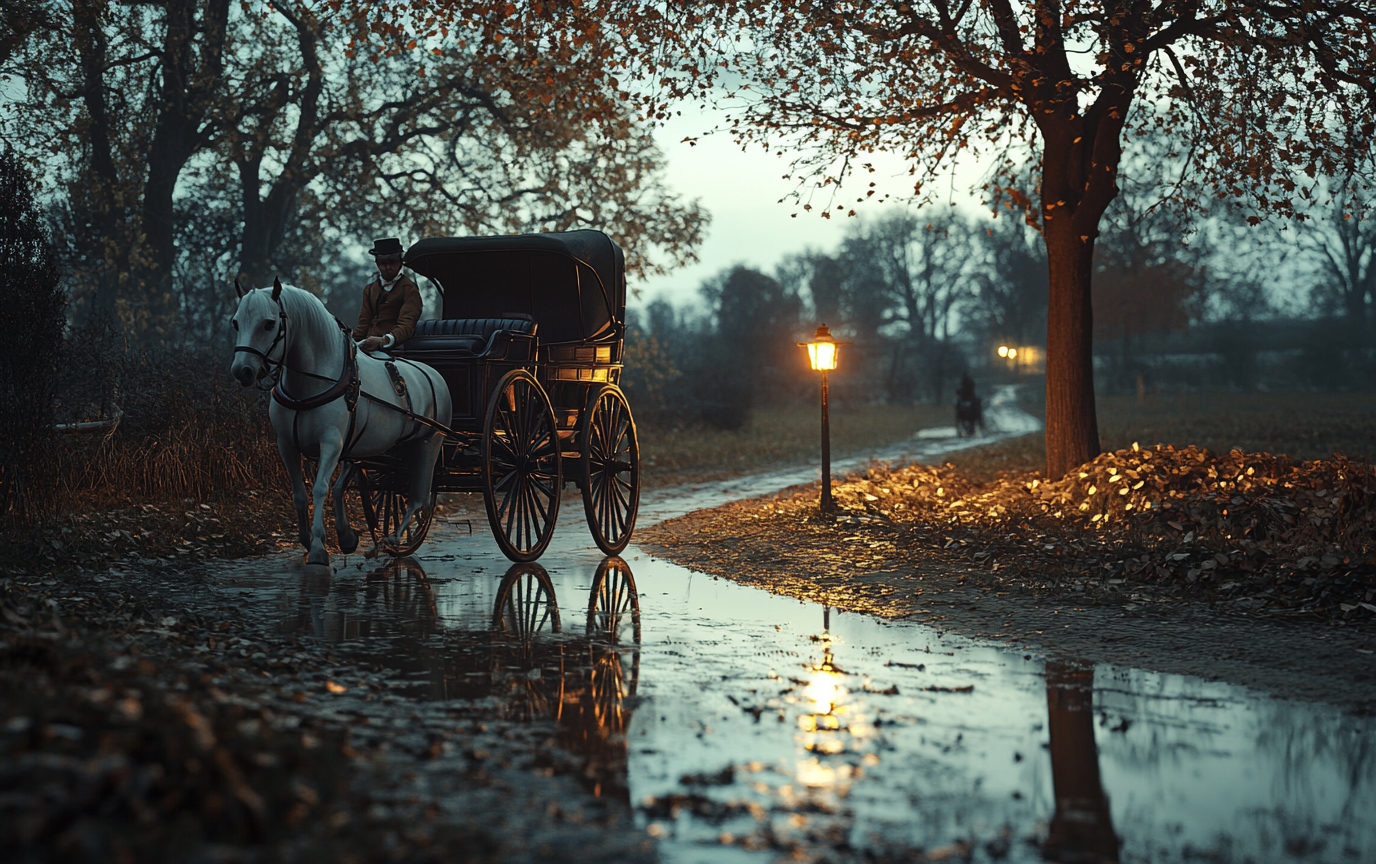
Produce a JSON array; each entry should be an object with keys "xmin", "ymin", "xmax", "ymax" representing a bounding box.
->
[
  {"xmin": 1092, "ymin": 666, "xmax": 1376, "ymax": 860},
  {"xmin": 1044, "ymin": 661, "xmax": 1120, "ymax": 864}
]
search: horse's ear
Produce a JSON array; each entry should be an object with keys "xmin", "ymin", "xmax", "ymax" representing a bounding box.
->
[
  {"xmin": 235, "ymin": 277, "xmax": 246, "ymax": 299},
  {"xmin": 272, "ymin": 278, "xmax": 282, "ymax": 301}
]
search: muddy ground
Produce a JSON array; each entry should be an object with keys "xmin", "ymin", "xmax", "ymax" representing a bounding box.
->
[
  {"xmin": 1, "ymin": 496, "xmax": 655, "ymax": 863},
  {"xmin": 639, "ymin": 485, "xmax": 1376, "ymax": 715}
]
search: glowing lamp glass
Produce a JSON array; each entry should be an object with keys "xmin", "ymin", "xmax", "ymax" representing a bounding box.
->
[
  {"xmin": 799, "ymin": 324, "xmax": 844, "ymax": 371},
  {"xmin": 997, "ymin": 345, "xmax": 1010, "ymax": 358},
  {"xmin": 1007, "ymin": 347, "xmax": 1018, "ymax": 359},
  {"xmin": 807, "ymin": 341, "xmax": 838, "ymax": 371}
]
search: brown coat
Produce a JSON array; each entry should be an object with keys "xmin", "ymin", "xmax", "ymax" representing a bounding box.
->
[{"xmin": 353, "ymin": 275, "xmax": 423, "ymax": 346}]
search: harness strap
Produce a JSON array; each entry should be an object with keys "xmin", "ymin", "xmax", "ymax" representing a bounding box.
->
[{"xmin": 273, "ymin": 340, "xmax": 359, "ymax": 411}]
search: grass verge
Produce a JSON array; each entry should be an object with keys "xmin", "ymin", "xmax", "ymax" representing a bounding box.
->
[{"xmin": 639, "ymin": 402, "xmax": 950, "ymax": 486}]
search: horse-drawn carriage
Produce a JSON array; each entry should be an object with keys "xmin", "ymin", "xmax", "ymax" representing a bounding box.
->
[
  {"xmin": 230, "ymin": 230, "xmax": 640, "ymax": 565},
  {"xmin": 358, "ymin": 230, "xmax": 640, "ymax": 561}
]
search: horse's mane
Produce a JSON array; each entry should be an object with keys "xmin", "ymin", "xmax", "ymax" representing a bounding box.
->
[{"xmin": 259, "ymin": 284, "xmax": 345, "ymax": 365}]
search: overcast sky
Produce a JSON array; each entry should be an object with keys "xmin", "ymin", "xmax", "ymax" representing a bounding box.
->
[{"xmin": 632, "ymin": 106, "xmax": 990, "ymax": 313}]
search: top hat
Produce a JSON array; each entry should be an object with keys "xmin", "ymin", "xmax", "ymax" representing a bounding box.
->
[{"xmin": 369, "ymin": 237, "xmax": 404, "ymax": 257}]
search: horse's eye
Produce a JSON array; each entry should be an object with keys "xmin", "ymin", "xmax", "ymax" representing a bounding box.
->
[{"xmin": 263, "ymin": 320, "xmax": 275, "ymax": 331}]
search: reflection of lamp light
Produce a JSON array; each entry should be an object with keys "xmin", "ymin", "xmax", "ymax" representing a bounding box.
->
[
  {"xmin": 1007, "ymin": 347, "xmax": 1018, "ymax": 359},
  {"xmin": 804, "ymin": 666, "xmax": 842, "ymax": 716},
  {"xmin": 797, "ymin": 325, "xmax": 852, "ymax": 512}
]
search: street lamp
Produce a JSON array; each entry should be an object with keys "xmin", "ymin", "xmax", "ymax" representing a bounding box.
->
[{"xmin": 798, "ymin": 324, "xmax": 850, "ymax": 512}]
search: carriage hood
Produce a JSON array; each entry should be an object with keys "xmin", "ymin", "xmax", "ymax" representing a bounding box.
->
[{"xmin": 403, "ymin": 231, "xmax": 626, "ymax": 345}]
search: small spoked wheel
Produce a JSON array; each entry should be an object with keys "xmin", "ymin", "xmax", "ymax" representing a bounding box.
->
[
  {"xmin": 483, "ymin": 370, "xmax": 562, "ymax": 562},
  {"xmin": 580, "ymin": 385, "xmax": 640, "ymax": 555},
  {"xmin": 357, "ymin": 469, "xmax": 434, "ymax": 557}
]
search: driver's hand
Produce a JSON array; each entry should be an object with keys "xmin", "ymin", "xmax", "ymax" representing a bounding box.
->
[{"xmin": 361, "ymin": 336, "xmax": 384, "ymax": 352}]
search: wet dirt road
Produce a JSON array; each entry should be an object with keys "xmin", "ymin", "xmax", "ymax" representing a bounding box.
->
[{"xmin": 187, "ymin": 392, "xmax": 1376, "ymax": 864}]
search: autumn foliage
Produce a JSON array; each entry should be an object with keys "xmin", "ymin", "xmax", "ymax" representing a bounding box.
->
[
  {"xmin": 369, "ymin": 0, "xmax": 1376, "ymax": 478},
  {"xmin": 833, "ymin": 445, "xmax": 1376, "ymax": 622}
]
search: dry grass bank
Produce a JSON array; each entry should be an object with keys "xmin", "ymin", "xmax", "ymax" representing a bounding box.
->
[{"xmin": 639, "ymin": 402, "xmax": 951, "ymax": 486}]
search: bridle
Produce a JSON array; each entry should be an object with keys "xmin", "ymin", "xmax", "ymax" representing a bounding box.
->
[{"xmin": 233, "ymin": 290, "xmax": 289, "ymax": 390}]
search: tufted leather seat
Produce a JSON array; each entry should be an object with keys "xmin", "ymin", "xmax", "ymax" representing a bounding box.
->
[{"xmin": 402, "ymin": 317, "xmax": 537, "ymax": 356}]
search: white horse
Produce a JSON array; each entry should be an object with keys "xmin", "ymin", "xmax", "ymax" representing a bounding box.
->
[{"xmin": 230, "ymin": 279, "xmax": 452, "ymax": 565}]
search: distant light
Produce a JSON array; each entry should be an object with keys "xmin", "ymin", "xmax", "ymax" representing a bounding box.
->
[{"xmin": 997, "ymin": 345, "xmax": 1010, "ymax": 358}]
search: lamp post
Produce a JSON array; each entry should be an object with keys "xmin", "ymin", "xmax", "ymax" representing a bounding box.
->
[{"xmin": 799, "ymin": 324, "xmax": 850, "ymax": 512}]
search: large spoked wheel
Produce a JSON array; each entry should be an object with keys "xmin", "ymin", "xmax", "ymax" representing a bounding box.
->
[
  {"xmin": 483, "ymin": 370, "xmax": 562, "ymax": 562},
  {"xmin": 356, "ymin": 468, "xmax": 434, "ymax": 557},
  {"xmin": 580, "ymin": 385, "xmax": 640, "ymax": 555}
]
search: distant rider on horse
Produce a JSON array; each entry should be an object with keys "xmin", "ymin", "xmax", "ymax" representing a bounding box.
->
[{"xmin": 354, "ymin": 237, "xmax": 422, "ymax": 354}]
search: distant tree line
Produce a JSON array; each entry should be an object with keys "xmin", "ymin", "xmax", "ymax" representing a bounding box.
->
[{"xmin": 624, "ymin": 165, "xmax": 1376, "ymax": 432}]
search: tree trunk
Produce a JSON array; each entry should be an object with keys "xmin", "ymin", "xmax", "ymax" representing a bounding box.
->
[
  {"xmin": 1044, "ymin": 219, "xmax": 1101, "ymax": 479},
  {"xmin": 71, "ymin": 0, "xmax": 125, "ymax": 324},
  {"xmin": 234, "ymin": 6, "xmax": 322, "ymax": 287},
  {"xmin": 137, "ymin": 0, "xmax": 229, "ymax": 337}
]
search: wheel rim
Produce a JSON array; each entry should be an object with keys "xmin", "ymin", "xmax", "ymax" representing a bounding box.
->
[
  {"xmin": 356, "ymin": 469, "xmax": 433, "ymax": 557},
  {"xmin": 587, "ymin": 556, "xmax": 640, "ymax": 643},
  {"xmin": 369, "ymin": 489, "xmax": 433, "ymax": 556},
  {"xmin": 493, "ymin": 563, "xmax": 562, "ymax": 641},
  {"xmin": 582, "ymin": 387, "xmax": 639, "ymax": 555},
  {"xmin": 484, "ymin": 371, "xmax": 562, "ymax": 561},
  {"xmin": 587, "ymin": 557, "xmax": 640, "ymax": 731}
]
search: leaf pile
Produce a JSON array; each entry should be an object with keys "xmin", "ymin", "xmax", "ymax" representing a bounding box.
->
[{"xmin": 831, "ymin": 445, "xmax": 1376, "ymax": 622}]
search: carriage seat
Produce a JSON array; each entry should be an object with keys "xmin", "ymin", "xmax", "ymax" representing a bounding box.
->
[{"xmin": 401, "ymin": 317, "xmax": 538, "ymax": 357}]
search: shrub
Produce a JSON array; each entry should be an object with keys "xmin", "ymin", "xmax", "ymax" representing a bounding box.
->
[{"xmin": 0, "ymin": 147, "xmax": 66, "ymax": 521}]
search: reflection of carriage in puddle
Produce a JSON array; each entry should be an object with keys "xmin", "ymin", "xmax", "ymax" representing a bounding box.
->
[
  {"xmin": 281, "ymin": 556, "xmax": 641, "ymax": 802},
  {"xmin": 488, "ymin": 558, "xmax": 640, "ymax": 800}
]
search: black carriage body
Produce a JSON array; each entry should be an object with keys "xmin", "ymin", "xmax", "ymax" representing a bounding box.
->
[
  {"xmin": 355, "ymin": 230, "xmax": 639, "ymax": 561},
  {"xmin": 394, "ymin": 231, "xmax": 625, "ymax": 487}
]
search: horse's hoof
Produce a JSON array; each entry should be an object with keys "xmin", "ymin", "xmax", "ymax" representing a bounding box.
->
[
  {"xmin": 338, "ymin": 530, "xmax": 359, "ymax": 555},
  {"xmin": 307, "ymin": 545, "xmax": 330, "ymax": 566}
]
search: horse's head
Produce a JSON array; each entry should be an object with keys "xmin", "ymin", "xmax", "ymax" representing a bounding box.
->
[{"xmin": 230, "ymin": 278, "xmax": 287, "ymax": 386}]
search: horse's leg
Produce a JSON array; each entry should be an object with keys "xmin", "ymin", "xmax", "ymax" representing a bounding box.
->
[
  {"xmin": 308, "ymin": 431, "xmax": 346, "ymax": 566},
  {"xmin": 277, "ymin": 436, "xmax": 312, "ymax": 549},
  {"xmin": 391, "ymin": 433, "xmax": 443, "ymax": 546},
  {"xmin": 332, "ymin": 461, "xmax": 359, "ymax": 554}
]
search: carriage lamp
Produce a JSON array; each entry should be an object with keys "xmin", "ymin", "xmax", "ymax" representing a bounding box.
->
[
  {"xmin": 997, "ymin": 345, "xmax": 1017, "ymax": 359},
  {"xmin": 798, "ymin": 325, "xmax": 851, "ymax": 512}
]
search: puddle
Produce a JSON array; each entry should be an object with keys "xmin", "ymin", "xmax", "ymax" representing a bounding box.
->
[
  {"xmin": 201, "ymin": 534, "xmax": 1376, "ymax": 864},
  {"xmin": 181, "ymin": 396, "xmax": 1374, "ymax": 863}
]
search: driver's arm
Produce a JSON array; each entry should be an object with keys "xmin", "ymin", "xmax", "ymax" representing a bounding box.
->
[
  {"xmin": 386, "ymin": 280, "xmax": 423, "ymax": 347},
  {"xmin": 353, "ymin": 284, "xmax": 375, "ymax": 341}
]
